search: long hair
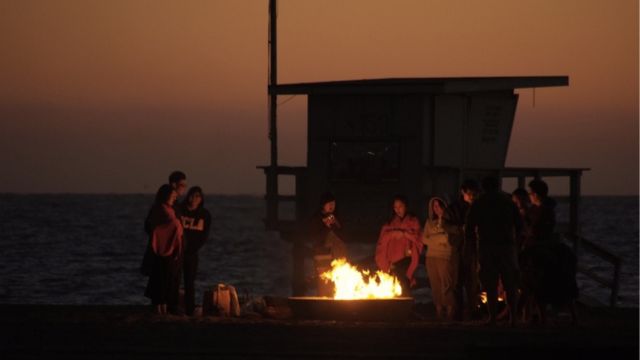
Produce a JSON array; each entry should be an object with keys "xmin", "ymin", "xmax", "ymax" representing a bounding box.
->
[
  {"xmin": 387, "ymin": 194, "xmax": 413, "ymax": 224},
  {"xmin": 154, "ymin": 184, "xmax": 173, "ymax": 205},
  {"xmin": 183, "ymin": 186, "xmax": 205, "ymax": 209},
  {"xmin": 428, "ymin": 197, "xmax": 447, "ymax": 221}
]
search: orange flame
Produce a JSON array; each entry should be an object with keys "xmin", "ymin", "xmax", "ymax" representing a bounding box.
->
[
  {"xmin": 479, "ymin": 291, "xmax": 504, "ymax": 305},
  {"xmin": 320, "ymin": 258, "xmax": 403, "ymax": 299}
]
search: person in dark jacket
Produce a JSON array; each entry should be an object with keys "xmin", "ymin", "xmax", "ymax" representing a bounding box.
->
[
  {"xmin": 144, "ymin": 184, "xmax": 184, "ymax": 315},
  {"xmin": 518, "ymin": 179, "xmax": 577, "ymax": 324},
  {"xmin": 511, "ymin": 188, "xmax": 531, "ymax": 252},
  {"xmin": 450, "ymin": 179, "xmax": 481, "ymax": 320},
  {"xmin": 180, "ymin": 186, "xmax": 212, "ymax": 316},
  {"xmin": 524, "ymin": 179, "xmax": 557, "ymax": 249},
  {"xmin": 310, "ymin": 192, "xmax": 347, "ymax": 297},
  {"xmin": 169, "ymin": 171, "xmax": 187, "ymax": 214},
  {"xmin": 467, "ymin": 177, "xmax": 520, "ymax": 326}
]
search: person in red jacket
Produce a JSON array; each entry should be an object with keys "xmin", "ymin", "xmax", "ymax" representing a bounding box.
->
[{"xmin": 375, "ymin": 195, "xmax": 422, "ymax": 295}]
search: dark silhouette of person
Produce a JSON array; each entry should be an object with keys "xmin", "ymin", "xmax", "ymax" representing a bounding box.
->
[
  {"xmin": 467, "ymin": 176, "xmax": 520, "ymax": 325},
  {"xmin": 144, "ymin": 171, "xmax": 187, "ymax": 235},
  {"xmin": 168, "ymin": 171, "xmax": 187, "ymax": 213},
  {"xmin": 450, "ymin": 179, "xmax": 482, "ymax": 320},
  {"xmin": 144, "ymin": 184, "xmax": 184, "ymax": 315},
  {"xmin": 524, "ymin": 179, "xmax": 556, "ymax": 249},
  {"xmin": 179, "ymin": 186, "xmax": 211, "ymax": 316},
  {"xmin": 518, "ymin": 179, "xmax": 578, "ymax": 324},
  {"xmin": 310, "ymin": 192, "xmax": 348, "ymax": 297},
  {"xmin": 511, "ymin": 187, "xmax": 531, "ymax": 252}
]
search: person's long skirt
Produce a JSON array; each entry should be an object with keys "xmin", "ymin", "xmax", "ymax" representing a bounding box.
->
[
  {"xmin": 145, "ymin": 254, "xmax": 180, "ymax": 306},
  {"xmin": 426, "ymin": 255, "xmax": 458, "ymax": 308}
]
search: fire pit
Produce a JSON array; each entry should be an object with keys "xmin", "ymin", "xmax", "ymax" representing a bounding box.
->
[
  {"xmin": 288, "ymin": 259, "xmax": 414, "ymax": 321},
  {"xmin": 288, "ymin": 296, "xmax": 414, "ymax": 321}
]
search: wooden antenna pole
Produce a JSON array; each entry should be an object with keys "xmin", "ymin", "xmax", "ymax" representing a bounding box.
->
[{"xmin": 267, "ymin": 0, "xmax": 278, "ymax": 226}]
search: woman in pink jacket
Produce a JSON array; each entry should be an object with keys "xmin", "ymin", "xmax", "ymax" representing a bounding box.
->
[{"xmin": 375, "ymin": 195, "xmax": 423, "ymax": 295}]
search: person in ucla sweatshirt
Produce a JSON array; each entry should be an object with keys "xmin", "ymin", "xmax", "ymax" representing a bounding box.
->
[{"xmin": 179, "ymin": 186, "xmax": 212, "ymax": 316}]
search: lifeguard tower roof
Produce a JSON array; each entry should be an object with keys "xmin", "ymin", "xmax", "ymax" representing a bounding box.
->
[{"xmin": 270, "ymin": 76, "xmax": 569, "ymax": 95}]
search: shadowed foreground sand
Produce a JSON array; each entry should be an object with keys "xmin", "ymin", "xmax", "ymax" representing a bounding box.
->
[{"xmin": 0, "ymin": 304, "xmax": 637, "ymax": 359}]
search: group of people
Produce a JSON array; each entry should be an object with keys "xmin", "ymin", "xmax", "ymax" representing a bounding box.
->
[
  {"xmin": 311, "ymin": 176, "xmax": 564, "ymax": 324},
  {"xmin": 140, "ymin": 171, "xmax": 212, "ymax": 316}
]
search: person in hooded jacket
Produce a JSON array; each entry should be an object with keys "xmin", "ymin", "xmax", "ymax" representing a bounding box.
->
[
  {"xmin": 144, "ymin": 184, "xmax": 184, "ymax": 315},
  {"xmin": 375, "ymin": 195, "xmax": 422, "ymax": 296},
  {"xmin": 422, "ymin": 197, "xmax": 461, "ymax": 321},
  {"xmin": 179, "ymin": 186, "xmax": 212, "ymax": 316}
]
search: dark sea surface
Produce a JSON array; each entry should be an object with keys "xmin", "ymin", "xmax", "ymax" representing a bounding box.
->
[{"xmin": 0, "ymin": 195, "xmax": 637, "ymax": 307}]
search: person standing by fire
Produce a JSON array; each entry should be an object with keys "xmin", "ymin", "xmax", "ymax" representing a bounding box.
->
[
  {"xmin": 449, "ymin": 179, "xmax": 481, "ymax": 320},
  {"xmin": 311, "ymin": 192, "xmax": 347, "ymax": 297},
  {"xmin": 467, "ymin": 177, "xmax": 520, "ymax": 326},
  {"xmin": 375, "ymin": 195, "xmax": 422, "ymax": 296},
  {"xmin": 422, "ymin": 197, "xmax": 460, "ymax": 321},
  {"xmin": 179, "ymin": 186, "xmax": 211, "ymax": 316}
]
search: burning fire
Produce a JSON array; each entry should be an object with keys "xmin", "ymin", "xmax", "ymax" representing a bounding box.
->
[
  {"xmin": 479, "ymin": 291, "xmax": 504, "ymax": 305},
  {"xmin": 320, "ymin": 258, "xmax": 403, "ymax": 299}
]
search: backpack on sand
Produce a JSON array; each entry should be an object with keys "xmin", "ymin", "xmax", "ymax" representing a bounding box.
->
[{"xmin": 203, "ymin": 283, "xmax": 241, "ymax": 317}]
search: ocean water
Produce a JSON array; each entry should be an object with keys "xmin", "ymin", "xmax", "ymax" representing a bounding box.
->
[{"xmin": 0, "ymin": 194, "xmax": 637, "ymax": 307}]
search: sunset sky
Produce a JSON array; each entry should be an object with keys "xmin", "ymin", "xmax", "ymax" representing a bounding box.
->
[{"xmin": 0, "ymin": 0, "xmax": 637, "ymax": 195}]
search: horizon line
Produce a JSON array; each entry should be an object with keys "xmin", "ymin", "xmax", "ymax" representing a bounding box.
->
[{"xmin": 0, "ymin": 192, "xmax": 637, "ymax": 197}]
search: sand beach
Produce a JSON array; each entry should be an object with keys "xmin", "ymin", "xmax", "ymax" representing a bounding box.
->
[{"xmin": 1, "ymin": 304, "xmax": 637, "ymax": 359}]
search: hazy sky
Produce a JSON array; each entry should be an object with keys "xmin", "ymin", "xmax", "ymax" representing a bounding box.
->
[{"xmin": 0, "ymin": 0, "xmax": 637, "ymax": 194}]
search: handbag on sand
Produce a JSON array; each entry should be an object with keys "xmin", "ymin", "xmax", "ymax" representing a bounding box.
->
[{"xmin": 203, "ymin": 284, "xmax": 241, "ymax": 317}]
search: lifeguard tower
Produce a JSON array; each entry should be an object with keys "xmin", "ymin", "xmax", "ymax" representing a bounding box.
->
[
  {"xmin": 259, "ymin": 77, "xmax": 592, "ymax": 295},
  {"xmin": 260, "ymin": 1, "xmax": 619, "ymax": 303}
]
